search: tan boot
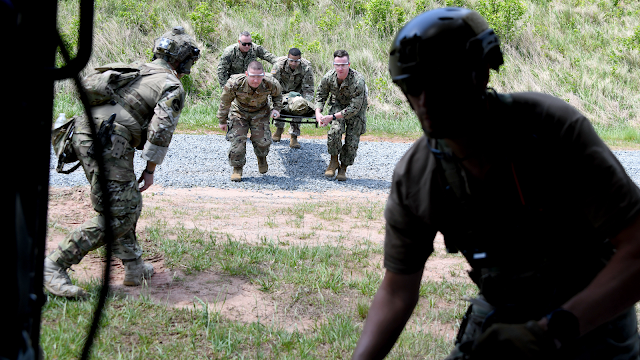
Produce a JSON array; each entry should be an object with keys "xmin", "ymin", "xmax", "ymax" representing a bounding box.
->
[
  {"xmin": 231, "ymin": 167, "xmax": 243, "ymax": 182},
  {"xmin": 324, "ymin": 155, "xmax": 339, "ymax": 178},
  {"xmin": 43, "ymin": 258, "xmax": 87, "ymax": 298},
  {"xmin": 123, "ymin": 258, "xmax": 155, "ymax": 286},
  {"xmin": 257, "ymin": 156, "xmax": 268, "ymax": 174},
  {"xmin": 272, "ymin": 127, "xmax": 284, "ymax": 142},
  {"xmin": 290, "ymin": 135, "xmax": 301, "ymax": 149},
  {"xmin": 336, "ymin": 164, "xmax": 348, "ymax": 181}
]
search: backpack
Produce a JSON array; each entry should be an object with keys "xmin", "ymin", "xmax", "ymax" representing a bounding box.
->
[
  {"xmin": 81, "ymin": 62, "xmax": 144, "ymax": 106},
  {"xmin": 81, "ymin": 62, "xmax": 174, "ymax": 126}
]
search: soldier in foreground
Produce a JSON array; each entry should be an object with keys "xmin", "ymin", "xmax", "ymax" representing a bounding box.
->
[
  {"xmin": 44, "ymin": 27, "xmax": 200, "ymax": 298},
  {"xmin": 217, "ymin": 31, "xmax": 277, "ymax": 88},
  {"xmin": 315, "ymin": 50, "xmax": 368, "ymax": 181},
  {"xmin": 270, "ymin": 47, "xmax": 315, "ymax": 149},
  {"xmin": 218, "ymin": 61, "xmax": 282, "ymax": 182},
  {"xmin": 352, "ymin": 8, "xmax": 640, "ymax": 360}
]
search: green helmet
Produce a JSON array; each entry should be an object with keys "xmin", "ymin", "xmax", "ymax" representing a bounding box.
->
[
  {"xmin": 388, "ymin": 7, "xmax": 503, "ymax": 96},
  {"xmin": 153, "ymin": 26, "xmax": 200, "ymax": 74}
]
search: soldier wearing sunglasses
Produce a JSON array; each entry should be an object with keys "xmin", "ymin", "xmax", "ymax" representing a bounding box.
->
[{"xmin": 217, "ymin": 31, "xmax": 277, "ymax": 88}]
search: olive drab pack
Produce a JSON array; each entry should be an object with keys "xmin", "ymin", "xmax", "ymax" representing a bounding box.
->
[
  {"xmin": 81, "ymin": 62, "xmax": 174, "ymax": 126},
  {"xmin": 52, "ymin": 113, "xmax": 81, "ymax": 174}
]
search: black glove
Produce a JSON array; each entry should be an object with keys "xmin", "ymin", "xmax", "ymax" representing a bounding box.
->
[{"xmin": 471, "ymin": 320, "xmax": 557, "ymax": 360}]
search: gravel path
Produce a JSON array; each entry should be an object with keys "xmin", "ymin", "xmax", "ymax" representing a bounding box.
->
[{"xmin": 49, "ymin": 134, "xmax": 640, "ymax": 193}]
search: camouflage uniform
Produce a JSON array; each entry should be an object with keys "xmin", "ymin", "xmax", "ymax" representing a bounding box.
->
[
  {"xmin": 315, "ymin": 68, "xmax": 368, "ymax": 166},
  {"xmin": 217, "ymin": 43, "xmax": 277, "ymax": 87},
  {"xmin": 218, "ymin": 74, "xmax": 283, "ymax": 167},
  {"xmin": 270, "ymin": 56, "xmax": 315, "ymax": 136},
  {"xmin": 48, "ymin": 58, "xmax": 185, "ymax": 268}
]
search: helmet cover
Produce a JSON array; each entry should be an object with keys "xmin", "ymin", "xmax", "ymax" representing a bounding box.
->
[{"xmin": 153, "ymin": 26, "xmax": 201, "ymax": 74}]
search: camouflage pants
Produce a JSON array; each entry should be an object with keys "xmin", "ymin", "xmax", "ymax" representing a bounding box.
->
[
  {"xmin": 226, "ymin": 107, "xmax": 272, "ymax": 167},
  {"xmin": 48, "ymin": 117, "xmax": 143, "ymax": 269},
  {"xmin": 274, "ymin": 96, "xmax": 314, "ymax": 136},
  {"xmin": 327, "ymin": 115, "xmax": 366, "ymax": 167}
]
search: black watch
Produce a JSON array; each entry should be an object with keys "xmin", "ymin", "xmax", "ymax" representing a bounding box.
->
[
  {"xmin": 332, "ymin": 114, "xmax": 336, "ymax": 120},
  {"xmin": 546, "ymin": 308, "xmax": 580, "ymax": 347},
  {"xmin": 144, "ymin": 168, "xmax": 155, "ymax": 175}
]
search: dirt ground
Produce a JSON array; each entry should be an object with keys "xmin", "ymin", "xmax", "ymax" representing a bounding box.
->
[{"xmin": 47, "ymin": 186, "xmax": 469, "ymax": 334}]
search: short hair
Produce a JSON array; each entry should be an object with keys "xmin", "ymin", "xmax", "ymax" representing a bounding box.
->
[
  {"xmin": 288, "ymin": 48, "xmax": 302, "ymax": 57},
  {"xmin": 239, "ymin": 31, "xmax": 251, "ymax": 40},
  {"xmin": 247, "ymin": 61, "xmax": 264, "ymax": 72},
  {"xmin": 333, "ymin": 50, "xmax": 349, "ymax": 61}
]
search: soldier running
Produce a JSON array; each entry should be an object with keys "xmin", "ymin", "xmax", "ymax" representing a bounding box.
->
[
  {"xmin": 44, "ymin": 27, "xmax": 200, "ymax": 298},
  {"xmin": 315, "ymin": 50, "xmax": 368, "ymax": 181},
  {"xmin": 218, "ymin": 61, "xmax": 283, "ymax": 182}
]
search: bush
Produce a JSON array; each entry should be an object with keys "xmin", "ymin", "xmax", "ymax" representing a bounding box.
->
[
  {"xmin": 189, "ymin": 2, "xmax": 219, "ymax": 43},
  {"xmin": 474, "ymin": 0, "xmax": 527, "ymax": 42},
  {"xmin": 117, "ymin": 0, "xmax": 162, "ymax": 34},
  {"xmin": 364, "ymin": 0, "xmax": 406, "ymax": 36},
  {"xmin": 58, "ymin": 15, "xmax": 80, "ymax": 63},
  {"xmin": 318, "ymin": 6, "xmax": 341, "ymax": 33},
  {"xmin": 283, "ymin": 0, "xmax": 314, "ymax": 10},
  {"xmin": 622, "ymin": 25, "xmax": 640, "ymax": 51},
  {"xmin": 251, "ymin": 32, "xmax": 266, "ymax": 46}
]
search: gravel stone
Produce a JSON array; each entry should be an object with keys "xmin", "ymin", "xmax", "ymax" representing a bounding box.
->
[{"xmin": 49, "ymin": 134, "xmax": 640, "ymax": 193}]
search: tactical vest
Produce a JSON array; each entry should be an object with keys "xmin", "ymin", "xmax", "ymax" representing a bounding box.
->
[
  {"xmin": 82, "ymin": 62, "xmax": 174, "ymax": 147},
  {"xmin": 428, "ymin": 92, "xmax": 613, "ymax": 312}
]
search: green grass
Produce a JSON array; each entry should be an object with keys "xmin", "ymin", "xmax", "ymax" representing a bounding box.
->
[
  {"xmin": 53, "ymin": 0, "xmax": 640, "ymax": 146},
  {"xmin": 42, "ymin": 218, "xmax": 475, "ymax": 359}
]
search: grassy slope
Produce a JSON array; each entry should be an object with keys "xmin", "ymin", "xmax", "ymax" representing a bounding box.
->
[{"xmin": 55, "ymin": 0, "xmax": 640, "ymax": 145}]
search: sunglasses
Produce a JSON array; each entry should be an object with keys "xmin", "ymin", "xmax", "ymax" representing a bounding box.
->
[
  {"xmin": 247, "ymin": 73, "xmax": 265, "ymax": 77},
  {"xmin": 288, "ymin": 58, "xmax": 302, "ymax": 62},
  {"xmin": 333, "ymin": 63, "xmax": 349, "ymax": 68},
  {"xmin": 240, "ymin": 41, "xmax": 252, "ymax": 46}
]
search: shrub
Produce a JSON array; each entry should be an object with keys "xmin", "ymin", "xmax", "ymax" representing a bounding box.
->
[
  {"xmin": 474, "ymin": 0, "xmax": 527, "ymax": 42},
  {"xmin": 318, "ymin": 6, "xmax": 341, "ymax": 33},
  {"xmin": 58, "ymin": 15, "xmax": 80, "ymax": 62},
  {"xmin": 251, "ymin": 32, "xmax": 266, "ymax": 46},
  {"xmin": 306, "ymin": 40, "xmax": 321, "ymax": 53},
  {"xmin": 364, "ymin": 0, "xmax": 406, "ymax": 36},
  {"xmin": 117, "ymin": 0, "xmax": 162, "ymax": 34},
  {"xmin": 622, "ymin": 25, "xmax": 640, "ymax": 51},
  {"xmin": 283, "ymin": 0, "xmax": 314, "ymax": 10},
  {"xmin": 189, "ymin": 2, "xmax": 219, "ymax": 43}
]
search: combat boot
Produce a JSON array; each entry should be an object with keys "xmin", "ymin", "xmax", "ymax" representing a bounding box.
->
[
  {"xmin": 272, "ymin": 127, "xmax": 284, "ymax": 142},
  {"xmin": 231, "ymin": 167, "xmax": 243, "ymax": 182},
  {"xmin": 290, "ymin": 135, "xmax": 301, "ymax": 149},
  {"xmin": 336, "ymin": 164, "xmax": 348, "ymax": 181},
  {"xmin": 123, "ymin": 257, "xmax": 155, "ymax": 286},
  {"xmin": 257, "ymin": 156, "xmax": 268, "ymax": 174},
  {"xmin": 324, "ymin": 155, "xmax": 339, "ymax": 178},
  {"xmin": 43, "ymin": 257, "xmax": 87, "ymax": 298}
]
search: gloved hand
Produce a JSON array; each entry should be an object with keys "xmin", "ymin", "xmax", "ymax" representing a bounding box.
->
[{"xmin": 471, "ymin": 321, "xmax": 557, "ymax": 360}]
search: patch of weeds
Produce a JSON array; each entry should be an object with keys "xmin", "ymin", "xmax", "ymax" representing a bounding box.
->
[
  {"xmin": 298, "ymin": 231, "xmax": 316, "ymax": 240},
  {"xmin": 356, "ymin": 299, "xmax": 370, "ymax": 319},
  {"xmin": 265, "ymin": 216, "xmax": 278, "ymax": 228},
  {"xmin": 349, "ymin": 270, "xmax": 383, "ymax": 296}
]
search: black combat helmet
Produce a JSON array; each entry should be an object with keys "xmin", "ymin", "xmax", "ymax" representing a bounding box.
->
[
  {"xmin": 389, "ymin": 7, "xmax": 503, "ymax": 96},
  {"xmin": 153, "ymin": 26, "xmax": 201, "ymax": 74}
]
